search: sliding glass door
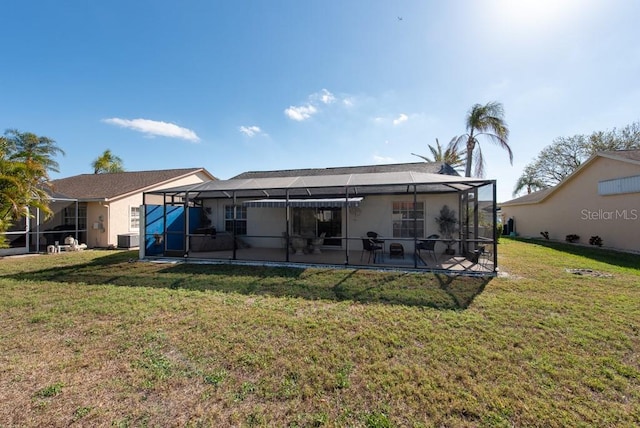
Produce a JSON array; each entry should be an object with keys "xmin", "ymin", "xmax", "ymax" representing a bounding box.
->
[{"xmin": 292, "ymin": 207, "xmax": 342, "ymax": 246}]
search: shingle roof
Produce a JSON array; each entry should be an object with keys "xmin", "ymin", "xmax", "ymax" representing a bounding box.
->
[
  {"xmin": 231, "ymin": 161, "xmax": 459, "ymax": 179},
  {"xmin": 50, "ymin": 168, "xmax": 213, "ymax": 200},
  {"xmin": 598, "ymin": 149, "xmax": 640, "ymax": 163},
  {"xmin": 499, "ymin": 187, "xmax": 553, "ymax": 206},
  {"xmin": 501, "ymin": 149, "xmax": 640, "ymax": 206}
]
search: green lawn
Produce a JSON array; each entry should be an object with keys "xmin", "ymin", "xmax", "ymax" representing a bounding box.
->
[{"xmin": 0, "ymin": 239, "xmax": 638, "ymax": 427}]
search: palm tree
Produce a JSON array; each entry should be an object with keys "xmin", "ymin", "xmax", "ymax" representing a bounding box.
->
[
  {"xmin": 92, "ymin": 149, "xmax": 124, "ymax": 174},
  {"xmin": 456, "ymin": 102, "xmax": 512, "ymax": 177},
  {"xmin": 4, "ymin": 129, "xmax": 65, "ymax": 178},
  {"xmin": 512, "ymin": 164, "xmax": 548, "ymax": 197},
  {"xmin": 412, "ymin": 137, "xmax": 465, "ymax": 171},
  {"xmin": 0, "ymin": 130, "xmax": 62, "ymax": 243}
]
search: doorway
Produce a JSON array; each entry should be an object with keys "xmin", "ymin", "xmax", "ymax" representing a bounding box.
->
[{"xmin": 292, "ymin": 207, "xmax": 342, "ymax": 246}]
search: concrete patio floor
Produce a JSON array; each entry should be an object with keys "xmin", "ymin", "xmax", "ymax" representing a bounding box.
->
[{"xmin": 180, "ymin": 247, "xmax": 494, "ymax": 274}]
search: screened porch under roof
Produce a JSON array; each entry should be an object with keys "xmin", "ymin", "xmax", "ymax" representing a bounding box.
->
[{"xmin": 142, "ymin": 169, "xmax": 497, "ymax": 276}]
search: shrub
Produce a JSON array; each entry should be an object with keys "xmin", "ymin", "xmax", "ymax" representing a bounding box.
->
[
  {"xmin": 589, "ymin": 236, "xmax": 603, "ymax": 247},
  {"xmin": 565, "ymin": 234, "xmax": 580, "ymax": 243}
]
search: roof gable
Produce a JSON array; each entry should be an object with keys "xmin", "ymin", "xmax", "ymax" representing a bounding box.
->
[
  {"xmin": 501, "ymin": 149, "xmax": 640, "ymax": 206},
  {"xmin": 50, "ymin": 168, "xmax": 215, "ymax": 200}
]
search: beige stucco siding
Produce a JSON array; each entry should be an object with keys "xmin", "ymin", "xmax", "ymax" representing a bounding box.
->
[
  {"xmin": 85, "ymin": 203, "xmax": 109, "ymax": 248},
  {"xmin": 98, "ymin": 171, "xmax": 211, "ymax": 248},
  {"xmin": 202, "ymin": 193, "xmax": 459, "ymax": 252},
  {"xmin": 501, "ymin": 157, "xmax": 640, "ymax": 253}
]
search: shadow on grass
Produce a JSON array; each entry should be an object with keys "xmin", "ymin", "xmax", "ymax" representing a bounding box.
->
[
  {"xmin": 4, "ymin": 250, "xmax": 491, "ymax": 310},
  {"xmin": 509, "ymin": 237, "xmax": 640, "ymax": 270}
]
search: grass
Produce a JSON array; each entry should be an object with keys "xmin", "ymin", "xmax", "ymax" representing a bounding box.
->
[{"xmin": 0, "ymin": 238, "xmax": 638, "ymax": 427}]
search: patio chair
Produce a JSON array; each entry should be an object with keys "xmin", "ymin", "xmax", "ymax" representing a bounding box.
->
[
  {"xmin": 389, "ymin": 243, "xmax": 404, "ymax": 259},
  {"xmin": 416, "ymin": 234, "xmax": 439, "ymax": 265},
  {"xmin": 361, "ymin": 238, "xmax": 382, "ymax": 264},
  {"xmin": 476, "ymin": 245, "xmax": 493, "ymax": 271},
  {"xmin": 366, "ymin": 231, "xmax": 384, "ymax": 244}
]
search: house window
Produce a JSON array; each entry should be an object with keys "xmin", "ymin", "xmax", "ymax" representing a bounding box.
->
[
  {"xmin": 225, "ymin": 205, "xmax": 247, "ymax": 235},
  {"xmin": 392, "ymin": 201, "xmax": 424, "ymax": 238},
  {"xmin": 598, "ymin": 175, "xmax": 640, "ymax": 195},
  {"xmin": 63, "ymin": 203, "xmax": 87, "ymax": 229},
  {"xmin": 130, "ymin": 206, "xmax": 140, "ymax": 230}
]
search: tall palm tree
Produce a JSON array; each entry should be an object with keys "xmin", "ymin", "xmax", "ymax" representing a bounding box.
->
[
  {"xmin": 412, "ymin": 137, "xmax": 465, "ymax": 171},
  {"xmin": 456, "ymin": 102, "xmax": 512, "ymax": 177},
  {"xmin": 92, "ymin": 149, "xmax": 124, "ymax": 174}
]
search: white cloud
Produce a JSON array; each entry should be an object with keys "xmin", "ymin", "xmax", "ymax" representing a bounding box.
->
[
  {"xmin": 284, "ymin": 104, "xmax": 318, "ymax": 121},
  {"xmin": 238, "ymin": 125, "xmax": 266, "ymax": 137},
  {"xmin": 311, "ymin": 88, "xmax": 336, "ymax": 105},
  {"xmin": 393, "ymin": 113, "xmax": 408, "ymax": 126},
  {"xmin": 284, "ymin": 89, "xmax": 339, "ymax": 121},
  {"xmin": 373, "ymin": 154, "xmax": 396, "ymax": 164},
  {"xmin": 103, "ymin": 118, "xmax": 200, "ymax": 142}
]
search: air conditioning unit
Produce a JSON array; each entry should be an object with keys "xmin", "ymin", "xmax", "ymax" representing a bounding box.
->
[{"xmin": 117, "ymin": 233, "xmax": 140, "ymax": 249}]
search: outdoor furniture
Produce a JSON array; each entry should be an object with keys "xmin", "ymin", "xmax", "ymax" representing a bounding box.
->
[
  {"xmin": 311, "ymin": 232, "xmax": 326, "ymax": 254},
  {"xmin": 389, "ymin": 243, "xmax": 404, "ymax": 259},
  {"xmin": 64, "ymin": 235, "xmax": 87, "ymax": 251},
  {"xmin": 291, "ymin": 236, "xmax": 307, "ymax": 255},
  {"xmin": 474, "ymin": 245, "xmax": 493, "ymax": 270},
  {"xmin": 361, "ymin": 238, "xmax": 383, "ymax": 263},
  {"xmin": 367, "ymin": 231, "xmax": 385, "ymax": 258},
  {"xmin": 416, "ymin": 234, "xmax": 439, "ymax": 265}
]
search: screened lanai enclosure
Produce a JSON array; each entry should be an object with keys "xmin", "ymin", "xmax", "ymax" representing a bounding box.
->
[
  {"xmin": 142, "ymin": 171, "xmax": 498, "ymax": 275},
  {"xmin": 0, "ymin": 196, "xmax": 86, "ymax": 256}
]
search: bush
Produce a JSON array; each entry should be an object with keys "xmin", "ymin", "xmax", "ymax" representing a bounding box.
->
[
  {"xmin": 565, "ymin": 234, "xmax": 580, "ymax": 243},
  {"xmin": 589, "ymin": 236, "xmax": 603, "ymax": 247}
]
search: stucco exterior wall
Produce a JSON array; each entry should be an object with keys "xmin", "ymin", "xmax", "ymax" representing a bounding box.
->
[
  {"xmin": 86, "ymin": 203, "xmax": 109, "ymax": 248},
  {"xmin": 98, "ymin": 171, "xmax": 212, "ymax": 248},
  {"xmin": 201, "ymin": 193, "xmax": 460, "ymax": 252},
  {"xmin": 501, "ymin": 157, "xmax": 640, "ymax": 253}
]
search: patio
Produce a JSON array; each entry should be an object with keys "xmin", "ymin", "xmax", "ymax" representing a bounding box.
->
[
  {"xmin": 184, "ymin": 245, "xmax": 493, "ymax": 274},
  {"xmin": 142, "ymin": 164, "xmax": 498, "ymax": 276}
]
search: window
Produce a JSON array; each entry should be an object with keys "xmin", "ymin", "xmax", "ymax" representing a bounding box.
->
[
  {"xmin": 392, "ymin": 201, "xmax": 424, "ymax": 238},
  {"xmin": 599, "ymin": 175, "xmax": 640, "ymax": 195},
  {"xmin": 63, "ymin": 203, "xmax": 87, "ymax": 230},
  {"xmin": 130, "ymin": 206, "xmax": 140, "ymax": 230},
  {"xmin": 225, "ymin": 205, "xmax": 247, "ymax": 235}
]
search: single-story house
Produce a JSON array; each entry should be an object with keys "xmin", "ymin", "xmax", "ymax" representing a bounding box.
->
[
  {"xmin": 500, "ymin": 150, "xmax": 640, "ymax": 253},
  {"xmin": 142, "ymin": 162, "xmax": 498, "ymax": 275},
  {"xmin": 1, "ymin": 168, "xmax": 216, "ymax": 254}
]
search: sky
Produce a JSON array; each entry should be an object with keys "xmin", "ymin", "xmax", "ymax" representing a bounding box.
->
[{"xmin": 2, "ymin": 0, "xmax": 639, "ymax": 203}]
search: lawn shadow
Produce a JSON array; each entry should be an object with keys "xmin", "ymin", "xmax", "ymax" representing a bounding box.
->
[{"xmin": 4, "ymin": 251, "xmax": 491, "ymax": 310}]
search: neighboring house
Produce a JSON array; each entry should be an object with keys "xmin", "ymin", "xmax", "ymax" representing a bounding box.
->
[
  {"xmin": 142, "ymin": 162, "xmax": 498, "ymax": 274},
  {"xmin": 1, "ymin": 168, "xmax": 216, "ymax": 254},
  {"xmin": 501, "ymin": 150, "xmax": 640, "ymax": 253}
]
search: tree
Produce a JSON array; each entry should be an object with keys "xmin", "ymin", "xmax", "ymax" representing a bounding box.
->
[
  {"xmin": 92, "ymin": 149, "xmax": 124, "ymax": 174},
  {"xmin": 515, "ymin": 121, "xmax": 640, "ymax": 193},
  {"xmin": 0, "ymin": 130, "xmax": 64, "ymax": 244},
  {"xmin": 512, "ymin": 164, "xmax": 548, "ymax": 197},
  {"xmin": 412, "ymin": 137, "xmax": 465, "ymax": 171},
  {"xmin": 4, "ymin": 129, "xmax": 64, "ymax": 178},
  {"xmin": 456, "ymin": 101, "xmax": 512, "ymax": 177}
]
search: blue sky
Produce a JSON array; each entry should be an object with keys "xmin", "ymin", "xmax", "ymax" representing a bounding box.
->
[{"xmin": 2, "ymin": 0, "xmax": 639, "ymax": 202}]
